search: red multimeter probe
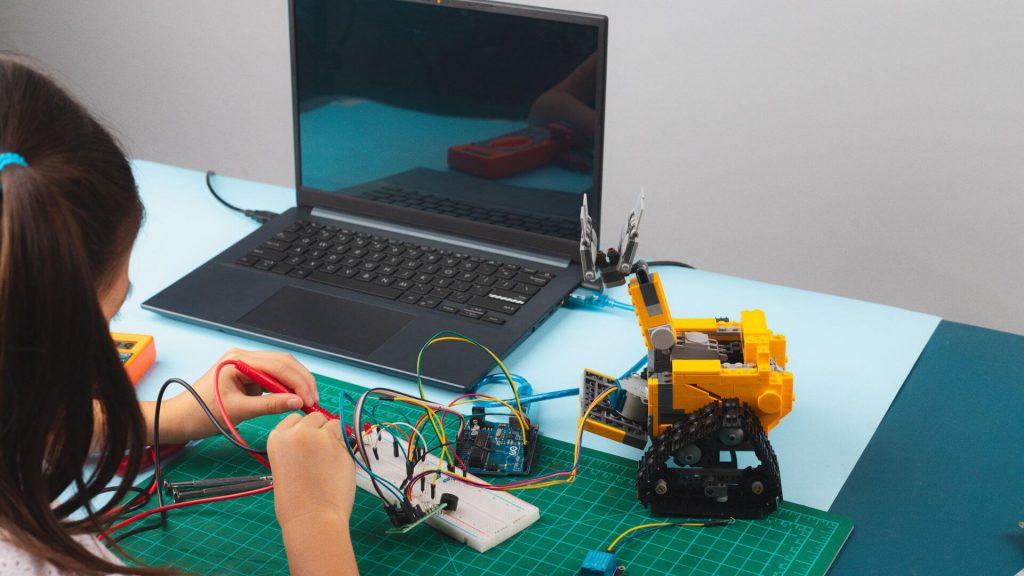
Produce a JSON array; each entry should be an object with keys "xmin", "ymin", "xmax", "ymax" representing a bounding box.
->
[
  {"xmin": 226, "ymin": 360, "xmax": 340, "ymax": 423},
  {"xmin": 217, "ymin": 360, "xmax": 354, "ymax": 452}
]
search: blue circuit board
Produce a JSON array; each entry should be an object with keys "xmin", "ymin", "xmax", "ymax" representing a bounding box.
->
[{"xmin": 455, "ymin": 411, "xmax": 539, "ymax": 476}]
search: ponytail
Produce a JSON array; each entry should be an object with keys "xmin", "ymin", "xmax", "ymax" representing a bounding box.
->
[{"xmin": 0, "ymin": 53, "xmax": 173, "ymax": 575}]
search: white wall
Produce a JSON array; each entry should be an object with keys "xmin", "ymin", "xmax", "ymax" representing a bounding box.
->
[{"xmin": 2, "ymin": 0, "xmax": 1022, "ymax": 334}]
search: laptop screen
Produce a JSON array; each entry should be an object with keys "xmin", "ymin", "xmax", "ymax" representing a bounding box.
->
[{"xmin": 292, "ymin": 0, "xmax": 606, "ymax": 249}]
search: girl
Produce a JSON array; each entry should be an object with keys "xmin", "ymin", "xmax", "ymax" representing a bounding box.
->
[{"xmin": 0, "ymin": 53, "xmax": 358, "ymax": 575}]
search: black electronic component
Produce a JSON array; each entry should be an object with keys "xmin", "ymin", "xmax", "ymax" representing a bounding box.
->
[
  {"xmin": 455, "ymin": 409, "xmax": 539, "ymax": 477},
  {"xmin": 439, "ymin": 493, "xmax": 459, "ymax": 513},
  {"xmin": 383, "ymin": 501, "xmax": 425, "ymax": 528}
]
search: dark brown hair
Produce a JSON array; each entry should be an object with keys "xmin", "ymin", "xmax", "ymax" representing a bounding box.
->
[{"xmin": 0, "ymin": 53, "xmax": 169, "ymax": 575}]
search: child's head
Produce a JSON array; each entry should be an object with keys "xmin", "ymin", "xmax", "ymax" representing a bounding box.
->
[{"xmin": 0, "ymin": 53, "xmax": 164, "ymax": 574}]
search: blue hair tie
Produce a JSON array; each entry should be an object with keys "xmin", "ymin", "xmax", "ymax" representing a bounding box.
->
[{"xmin": 0, "ymin": 152, "xmax": 29, "ymax": 193}]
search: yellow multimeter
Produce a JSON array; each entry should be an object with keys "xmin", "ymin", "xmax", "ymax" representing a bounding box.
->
[{"xmin": 112, "ymin": 332, "xmax": 156, "ymax": 384}]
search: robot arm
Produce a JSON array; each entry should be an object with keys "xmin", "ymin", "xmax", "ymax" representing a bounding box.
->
[{"xmin": 578, "ymin": 190, "xmax": 645, "ymax": 289}]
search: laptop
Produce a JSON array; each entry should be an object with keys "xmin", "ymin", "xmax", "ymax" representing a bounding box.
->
[{"xmin": 143, "ymin": 0, "xmax": 608, "ymax": 390}]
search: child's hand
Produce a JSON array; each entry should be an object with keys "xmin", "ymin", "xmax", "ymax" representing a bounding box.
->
[
  {"xmin": 162, "ymin": 348, "xmax": 319, "ymax": 442},
  {"xmin": 268, "ymin": 412, "xmax": 356, "ymax": 528}
]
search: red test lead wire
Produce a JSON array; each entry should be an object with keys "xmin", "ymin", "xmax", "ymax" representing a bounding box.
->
[{"xmin": 101, "ymin": 362, "xmax": 346, "ymax": 541}]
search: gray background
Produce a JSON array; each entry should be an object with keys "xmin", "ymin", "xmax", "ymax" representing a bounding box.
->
[{"xmin": 2, "ymin": 0, "xmax": 1021, "ymax": 334}]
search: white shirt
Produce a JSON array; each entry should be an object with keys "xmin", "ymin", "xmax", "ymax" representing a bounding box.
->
[{"xmin": 0, "ymin": 532, "xmax": 125, "ymax": 575}]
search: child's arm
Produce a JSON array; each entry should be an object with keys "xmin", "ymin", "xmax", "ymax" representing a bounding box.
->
[
  {"xmin": 268, "ymin": 412, "xmax": 359, "ymax": 575},
  {"xmin": 141, "ymin": 349, "xmax": 320, "ymax": 444}
]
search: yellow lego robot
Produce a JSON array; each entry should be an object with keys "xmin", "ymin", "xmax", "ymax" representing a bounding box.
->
[{"xmin": 579, "ymin": 193, "xmax": 794, "ymax": 519}]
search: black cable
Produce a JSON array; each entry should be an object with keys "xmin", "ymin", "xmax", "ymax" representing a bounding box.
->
[
  {"xmin": 108, "ymin": 377, "xmax": 270, "ymax": 543},
  {"xmin": 647, "ymin": 259, "xmax": 695, "ymax": 270},
  {"xmin": 205, "ymin": 170, "xmax": 279, "ymax": 225},
  {"xmin": 98, "ymin": 486, "xmax": 152, "ymax": 516}
]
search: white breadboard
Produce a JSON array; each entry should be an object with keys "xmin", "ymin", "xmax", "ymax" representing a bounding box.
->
[{"xmin": 354, "ymin": 430, "xmax": 540, "ymax": 552}]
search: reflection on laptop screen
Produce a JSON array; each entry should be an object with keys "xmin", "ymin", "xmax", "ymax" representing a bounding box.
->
[{"xmin": 295, "ymin": 0, "xmax": 602, "ymax": 241}]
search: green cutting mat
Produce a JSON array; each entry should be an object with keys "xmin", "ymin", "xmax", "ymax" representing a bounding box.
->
[{"xmin": 115, "ymin": 375, "xmax": 852, "ymax": 575}]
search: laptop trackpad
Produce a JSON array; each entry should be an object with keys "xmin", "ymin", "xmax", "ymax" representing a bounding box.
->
[{"xmin": 237, "ymin": 287, "xmax": 413, "ymax": 356}]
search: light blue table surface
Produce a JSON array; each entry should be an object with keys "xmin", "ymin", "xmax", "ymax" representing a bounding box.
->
[{"xmin": 117, "ymin": 159, "xmax": 940, "ymax": 512}]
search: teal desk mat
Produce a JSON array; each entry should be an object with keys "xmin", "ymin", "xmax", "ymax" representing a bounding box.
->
[{"xmin": 115, "ymin": 374, "xmax": 852, "ymax": 575}]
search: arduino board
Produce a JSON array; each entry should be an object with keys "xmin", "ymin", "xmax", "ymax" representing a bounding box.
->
[{"xmin": 455, "ymin": 409, "xmax": 539, "ymax": 476}]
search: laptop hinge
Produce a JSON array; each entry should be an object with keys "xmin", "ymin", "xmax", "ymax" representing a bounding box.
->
[{"xmin": 311, "ymin": 207, "xmax": 571, "ymax": 269}]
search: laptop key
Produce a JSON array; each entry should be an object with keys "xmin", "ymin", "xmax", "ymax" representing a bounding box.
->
[
  {"xmin": 254, "ymin": 259, "xmax": 277, "ymax": 270},
  {"xmin": 273, "ymin": 231, "xmax": 299, "ymax": 242},
  {"xmin": 512, "ymin": 282, "xmax": 539, "ymax": 296},
  {"xmin": 429, "ymin": 287, "xmax": 452, "ymax": 299},
  {"xmin": 469, "ymin": 285, "xmax": 491, "ymax": 297},
  {"xmin": 468, "ymin": 296, "xmax": 520, "ymax": 315},
  {"xmin": 307, "ymin": 271, "xmax": 401, "ymax": 300},
  {"xmin": 413, "ymin": 273, "xmax": 434, "ymax": 284},
  {"xmin": 339, "ymin": 266, "xmax": 358, "ymax": 278},
  {"xmin": 495, "ymin": 268, "xmax": 516, "ymax": 279},
  {"xmin": 356, "ymin": 271, "xmax": 376, "ymax": 282},
  {"xmin": 399, "ymin": 293, "xmax": 421, "ymax": 305},
  {"xmin": 250, "ymin": 247, "xmax": 288, "ymax": 262},
  {"xmin": 437, "ymin": 304, "xmax": 459, "ymax": 314},
  {"xmin": 394, "ymin": 269, "xmax": 415, "ymax": 280},
  {"xmin": 375, "ymin": 276, "xmax": 396, "ymax": 287},
  {"xmin": 236, "ymin": 255, "xmax": 259, "ymax": 267},
  {"xmin": 289, "ymin": 267, "xmax": 313, "ymax": 279},
  {"xmin": 459, "ymin": 307, "xmax": 484, "ymax": 319},
  {"xmin": 514, "ymin": 272, "xmax": 550, "ymax": 287},
  {"xmin": 417, "ymin": 296, "xmax": 441, "ymax": 309},
  {"xmin": 286, "ymin": 256, "xmax": 306, "ymax": 266},
  {"xmin": 487, "ymin": 288, "xmax": 529, "ymax": 304},
  {"xmin": 393, "ymin": 279, "xmax": 414, "ymax": 291},
  {"xmin": 482, "ymin": 315, "xmax": 506, "ymax": 326},
  {"xmin": 322, "ymin": 264, "xmax": 341, "ymax": 274},
  {"xmin": 411, "ymin": 283, "xmax": 431, "ymax": 295},
  {"xmin": 271, "ymin": 263, "xmax": 293, "ymax": 275},
  {"xmin": 449, "ymin": 292, "xmax": 472, "ymax": 304}
]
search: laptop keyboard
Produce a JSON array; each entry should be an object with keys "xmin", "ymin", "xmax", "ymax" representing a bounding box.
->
[
  {"xmin": 234, "ymin": 220, "xmax": 556, "ymax": 325},
  {"xmin": 357, "ymin": 185, "xmax": 580, "ymax": 240}
]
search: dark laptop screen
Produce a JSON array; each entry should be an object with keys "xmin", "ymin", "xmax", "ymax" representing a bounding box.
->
[{"xmin": 293, "ymin": 0, "xmax": 604, "ymax": 243}]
